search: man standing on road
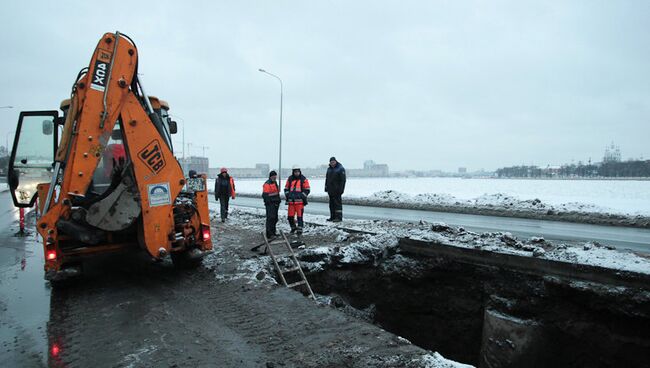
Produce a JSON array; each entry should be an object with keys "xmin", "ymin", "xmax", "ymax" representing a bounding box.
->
[
  {"xmin": 262, "ymin": 170, "xmax": 281, "ymax": 238},
  {"xmin": 215, "ymin": 167, "xmax": 236, "ymax": 222},
  {"xmin": 325, "ymin": 156, "xmax": 346, "ymax": 222},
  {"xmin": 284, "ymin": 165, "xmax": 310, "ymax": 234}
]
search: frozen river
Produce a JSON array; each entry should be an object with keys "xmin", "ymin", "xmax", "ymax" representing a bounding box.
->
[{"xmin": 217, "ymin": 177, "xmax": 650, "ymax": 215}]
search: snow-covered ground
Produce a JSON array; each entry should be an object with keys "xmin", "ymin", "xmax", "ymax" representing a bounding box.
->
[
  {"xmin": 213, "ymin": 205, "xmax": 650, "ymax": 276},
  {"xmin": 212, "ymin": 177, "xmax": 650, "ymax": 216}
]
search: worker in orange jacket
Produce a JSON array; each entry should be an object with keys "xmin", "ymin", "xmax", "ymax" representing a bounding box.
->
[
  {"xmin": 215, "ymin": 167, "xmax": 236, "ymax": 222},
  {"xmin": 262, "ymin": 170, "xmax": 281, "ymax": 238},
  {"xmin": 284, "ymin": 165, "xmax": 310, "ymax": 234}
]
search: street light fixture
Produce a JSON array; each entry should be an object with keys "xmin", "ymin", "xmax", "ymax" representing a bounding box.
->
[
  {"xmin": 0, "ymin": 106, "xmax": 13, "ymax": 109},
  {"xmin": 259, "ymin": 68, "xmax": 283, "ymax": 182}
]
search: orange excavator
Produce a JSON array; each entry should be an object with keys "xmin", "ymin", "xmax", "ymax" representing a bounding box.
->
[{"xmin": 7, "ymin": 31, "xmax": 212, "ymax": 282}]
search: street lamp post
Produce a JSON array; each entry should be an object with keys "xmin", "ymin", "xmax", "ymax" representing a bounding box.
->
[
  {"xmin": 2, "ymin": 105, "xmax": 15, "ymax": 155},
  {"xmin": 259, "ymin": 68, "xmax": 283, "ymax": 182},
  {"xmin": 5, "ymin": 130, "xmax": 15, "ymax": 154}
]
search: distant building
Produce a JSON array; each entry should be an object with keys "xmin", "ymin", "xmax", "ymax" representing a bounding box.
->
[
  {"xmin": 347, "ymin": 160, "xmax": 389, "ymax": 177},
  {"xmin": 180, "ymin": 156, "xmax": 209, "ymax": 175},
  {"xmin": 603, "ymin": 142, "xmax": 621, "ymax": 163},
  {"xmin": 210, "ymin": 163, "xmax": 270, "ymax": 178},
  {"xmin": 286, "ymin": 159, "xmax": 390, "ymax": 178}
]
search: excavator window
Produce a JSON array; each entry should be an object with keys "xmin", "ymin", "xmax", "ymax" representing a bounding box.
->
[
  {"xmin": 8, "ymin": 111, "xmax": 59, "ymax": 207},
  {"xmin": 156, "ymin": 107, "xmax": 174, "ymax": 153},
  {"xmin": 89, "ymin": 120, "xmax": 127, "ymax": 195}
]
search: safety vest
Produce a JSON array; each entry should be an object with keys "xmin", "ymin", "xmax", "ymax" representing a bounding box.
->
[
  {"xmin": 284, "ymin": 176, "xmax": 310, "ymax": 203},
  {"xmin": 262, "ymin": 180, "xmax": 280, "ymax": 204}
]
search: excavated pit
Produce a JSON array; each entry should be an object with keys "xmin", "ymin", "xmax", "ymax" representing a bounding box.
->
[{"xmin": 291, "ymin": 239, "xmax": 650, "ymax": 368}]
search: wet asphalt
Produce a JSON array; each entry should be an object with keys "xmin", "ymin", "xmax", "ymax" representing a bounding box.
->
[{"xmin": 0, "ymin": 191, "xmax": 50, "ymax": 367}]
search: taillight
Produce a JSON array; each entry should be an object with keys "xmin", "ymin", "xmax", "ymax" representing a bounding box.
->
[
  {"xmin": 46, "ymin": 250, "xmax": 57, "ymax": 261},
  {"xmin": 201, "ymin": 226, "xmax": 211, "ymax": 241},
  {"xmin": 51, "ymin": 343, "xmax": 60, "ymax": 357}
]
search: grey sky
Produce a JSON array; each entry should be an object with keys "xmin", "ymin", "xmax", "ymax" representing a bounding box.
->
[{"xmin": 1, "ymin": 1, "xmax": 648, "ymax": 171}]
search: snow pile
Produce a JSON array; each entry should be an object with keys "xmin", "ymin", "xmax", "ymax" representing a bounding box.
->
[
  {"xmin": 214, "ymin": 206, "xmax": 650, "ymax": 282},
  {"xmin": 544, "ymin": 244, "xmax": 650, "ymax": 275},
  {"xmin": 203, "ymin": 248, "xmax": 277, "ymax": 284},
  {"xmin": 228, "ymin": 177, "xmax": 650, "ymax": 216},
  {"xmin": 304, "ymin": 211, "xmax": 650, "ymax": 275},
  {"xmin": 365, "ymin": 190, "xmax": 616, "ymax": 215},
  {"xmin": 418, "ymin": 352, "xmax": 475, "ymax": 368},
  {"xmin": 283, "ymin": 233, "xmax": 399, "ymax": 273}
]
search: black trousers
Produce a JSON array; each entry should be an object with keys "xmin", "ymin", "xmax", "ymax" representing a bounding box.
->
[
  {"xmin": 328, "ymin": 192, "xmax": 343, "ymax": 220},
  {"xmin": 218, "ymin": 194, "xmax": 230, "ymax": 220},
  {"xmin": 265, "ymin": 203, "xmax": 279, "ymax": 236}
]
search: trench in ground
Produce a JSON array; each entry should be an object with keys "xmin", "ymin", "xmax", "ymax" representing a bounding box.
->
[{"xmin": 280, "ymin": 247, "xmax": 650, "ymax": 368}]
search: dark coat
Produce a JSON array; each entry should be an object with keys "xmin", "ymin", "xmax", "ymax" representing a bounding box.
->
[
  {"xmin": 325, "ymin": 162, "xmax": 346, "ymax": 194},
  {"xmin": 262, "ymin": 179, "xmax": 281, "ymax": 206},
  {"xmin": 215, "ymin": 174, "xmax": 235, "ymax": 199}
]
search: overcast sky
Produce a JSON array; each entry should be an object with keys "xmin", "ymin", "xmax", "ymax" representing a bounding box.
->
[{"xmin": 1, "ymin": 1, "xmax": 648, "ymax": 171}]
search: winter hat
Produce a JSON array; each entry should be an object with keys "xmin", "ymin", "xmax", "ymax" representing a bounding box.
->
[
  {"xmin": 329, "ymin": 156, "xmax": 337, "ymax": 162},
  {"xmin": 220, "ymin": 167, "xmax": 228, "ymax": 173},
  {"xmin": 269, "ymin": 170, "xmax": 277, "ymax": 177}
]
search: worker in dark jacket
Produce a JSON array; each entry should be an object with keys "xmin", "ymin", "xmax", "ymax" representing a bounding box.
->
[
  {"xmin": 215, "ymin": 167, "xmax": 236, "ymax": 222},
  {"xmin": 325, "ymin": 157, "xmax": 346, "ymax": 222},
  {"xmin": 262, "ymin": 170, "xmax": 281, "ymax": 238},
  {"xmin": 285, "ymin": 165, "xmax": 310, "ymax": 234}
]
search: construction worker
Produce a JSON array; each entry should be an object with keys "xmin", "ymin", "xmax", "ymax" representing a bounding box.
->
[
  {"xmin": 215, "ymin": 167, "xmax": 236, "ymax": 222},
  {"xmin": 284, "ymin": 165, "xmax": 310, "ymax": 234},
  {"xmin": 262, "ymin": 170, "xmax": 281, "ymax": 238},
  {"xmin": 325, "ymin": 156, "xmax": 346, "ymax": 222}
]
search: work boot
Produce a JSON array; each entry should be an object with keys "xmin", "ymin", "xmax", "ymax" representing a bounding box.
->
[
  {"xmin": 326, "ymin": 218, "xmax": 333, "ymax": 222},
  {"xmin": 288, "ymin": 217, "xmax": 297, "ymax": 233},
  {"xmin": 332, "ymin": 218, "xmax": 342, "ymax": 223}
]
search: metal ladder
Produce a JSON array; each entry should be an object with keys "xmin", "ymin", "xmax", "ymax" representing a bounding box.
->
[{"xmin": 262, "ymin": 231, "xmax": 316, "ymax": 299}]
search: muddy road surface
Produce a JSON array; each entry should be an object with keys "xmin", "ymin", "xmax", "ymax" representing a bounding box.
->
[{"xmin": 0, "ymin": 192, "xmax": 446, "ymax": 368}]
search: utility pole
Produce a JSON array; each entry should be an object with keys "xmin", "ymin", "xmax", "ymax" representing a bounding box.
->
[{"xmin": 195, "ymin": 145, "xmax": 209, "ymax": 157}]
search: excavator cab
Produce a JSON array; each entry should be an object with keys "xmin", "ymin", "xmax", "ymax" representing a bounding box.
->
[
  {"xmin": 8, "ymin": 111, "xmax": 60, "ymax": 208},
  {"xmin": 7, "ymin": 32, "xmax": 213, "ymax": 282}
]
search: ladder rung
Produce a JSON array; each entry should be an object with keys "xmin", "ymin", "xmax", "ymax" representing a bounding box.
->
[
  {"xmin": 267, "ymin": 240, "xmax": 287, "ymax": 246},
  {"xmin": 282, "ymin": 266, "xmax": 301, "ymax": 274},
  {"xmin": 287, "ymin": 280, "xmax": 307, "ymax": 288}
]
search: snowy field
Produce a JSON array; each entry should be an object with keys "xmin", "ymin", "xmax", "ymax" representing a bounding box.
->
[{"xmin": 215, "ymin": 177, "xmax": 650, "ymax": 216}]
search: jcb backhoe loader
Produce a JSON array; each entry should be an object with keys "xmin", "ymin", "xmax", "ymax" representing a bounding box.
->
[{"xmin": 7, "ymin": 31, "xmax": 212, "ymax": 282}]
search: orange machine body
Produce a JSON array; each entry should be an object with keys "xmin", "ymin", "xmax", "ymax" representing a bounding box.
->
[{"xmin": 10, "ymin": 32, "xmax": 212, "ymax": 279}]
